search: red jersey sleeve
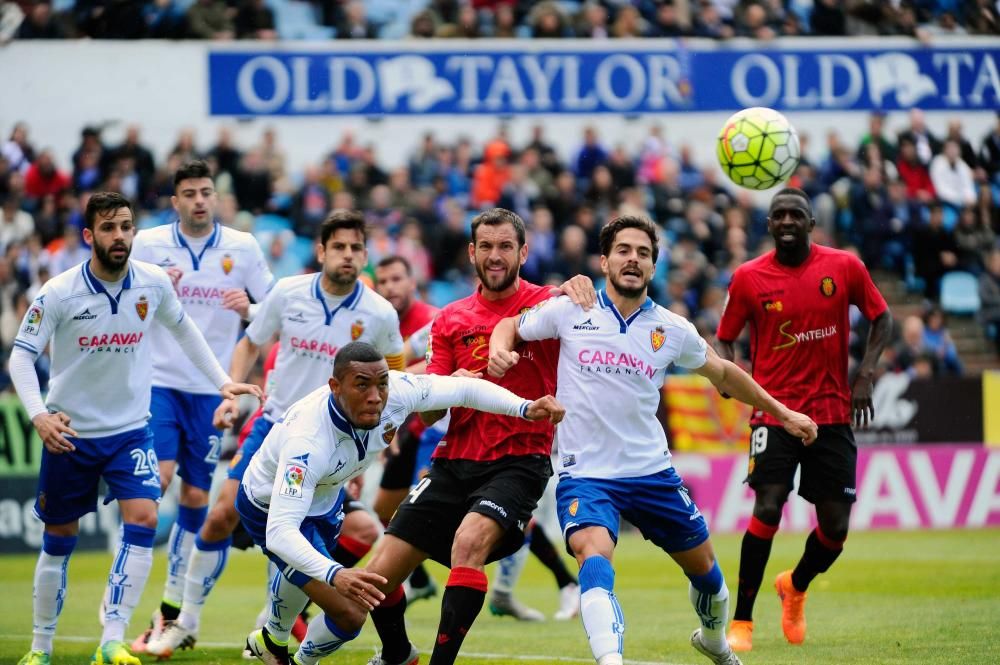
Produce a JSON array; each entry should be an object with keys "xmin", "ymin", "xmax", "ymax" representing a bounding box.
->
[
  {"xmin": 717, "ymin": 270, "xmax": 752, "ymax": 342},
  {"xmin": 847, "ymin": 254, "xmax": 889, "ymax": 321},
  {"xmin": 425, "ymin": 309, "xmax": 455, "ymax": 376}
]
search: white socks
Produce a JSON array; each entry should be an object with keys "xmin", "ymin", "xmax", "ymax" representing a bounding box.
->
[
  {"xmin": 578, "ymin": 556, "xmax": 624, "ymax": 663},
  {"xmin": 162, "ymin": 506, "xmax": 205, "ymax": 608},
  {"xmin": 101, "ymin": 525, "xmax": 155, "ymax": 644},
  {"xmin": 293, "ymin": 613, "xmax": 360, "ymax": 665},
  {"xmin": 688, "ymin": 579, "xmax": 730, "ymax": 653},
  {"xmin": 265, "ymin": 568, "xmax": 310, "ymax": 643},
  {"xmin": 31, "ymin": 534, "xmax": 77, "ymax": 654},
  {"xmin": 177, "ymin": 535, "xmax": 231, "ymax": 632}
]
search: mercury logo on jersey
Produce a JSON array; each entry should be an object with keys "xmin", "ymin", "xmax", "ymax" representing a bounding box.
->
[
  {"xmin": 773, "ymin": 321, "xmax": 838, "ymax": 351},
  {"xmin": 72, "ymin": 308, "xmax": 98, "ymax": 320},
  {"xmin": 577, "ymin": 349, "xmax": 657, "ymax": 379},
  {"xmin": 572, "ymin": 318, "xmax": 601, "ymax": 331},
  {"xmin": 78, "ymin": 332, "xmax": 144, "ymax": 353}
]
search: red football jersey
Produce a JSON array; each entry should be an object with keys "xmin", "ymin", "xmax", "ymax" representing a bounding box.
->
[
  {"xmin": 399, "ymin": 299, "xmax": 439, "ymax": 340},
  {"xmin": 427, "ymin": 280, "xmax": 558, "ymax": 461},
  {"xmin": 716, "ymin": 245, "xmax": 887, "ymax": 426}
]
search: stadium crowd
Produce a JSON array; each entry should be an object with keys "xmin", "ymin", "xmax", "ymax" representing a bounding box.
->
[
  {"xmin": 2, "ymin": 109, "xmax": 999, "ymax": 392},
  {"xmin": 1, "ymin": 0, "xmax": 997, "ymax": 42}
]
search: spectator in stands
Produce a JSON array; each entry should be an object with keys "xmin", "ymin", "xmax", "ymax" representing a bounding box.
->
[
  {"xmin": 954, "ymin": 205, "xmax": 996, "ymax": 274},
  {"xmin": 409, "ymin": 9, "xmax": 440, "ymax": 38},
  {"xmin": 235, "ymin": 0, "xmax": 276, "ymax": 39},
  {"xmin": 945, "ymin": 118, "xmax": 980, "ymax": 171},
  {"xmin": 818, "ymin": 133, "xmax": 860, "ymax": 188},
  {"xmin": 899, "ymin": 108, "xmax": 941, "ymax": 166},
  {"xmin": 922, "ymin": 305, "xmax": 964, "ymax": 375},
  {"xmin": 893, "ymin": 315, "xmax": 938, "ymax": 377},
  {"xmin": 233, "ymin": 149, "xmax": 272, "ymax": 214},
  {"xmin": 71, "ymin": 127, "xmax": 108, "ymax": 180},
  {"xmin": 549, "ymin": 224, "xmax": 596, "ymax": 282},
  {"xmin": 850, "ymin": 167, "xmax": 895, "ymax": 268},
  {"xmin": 409, "ymin": 132, "xmax": 439, "ymax": 188},
  {"xmin": 612, "ymin": 5, "xmax": 646, "ymax": 37},
  {"xmin": 0, "ymin": 193, "xmax": 33, "ymax": 252},
  {"xmin": 896, "ymin": 136, "xmax": 936, "ymax": 202},
  {"xmin": 291, "ymin": 165, "xmax": 331, "ymax": 238},
  {"xmin": 857, "ymin": 111, "xmax": 896, "ymax": 163},
  {"xmin": 109, "ymin": 126, "xmax": 156, "ymax": 204},
  {"xmin": 735, "ymin": 1, "xmax": 776, "ymax": 39},
  {"xmin": 429, "ymin": 198, "xmax": 470, "ymax": 278},
  {"xmin": 979, "ymin": 112, "xmax": 1000, "ymax": 185},
  {"xmin": 145, "ymin": 0, "xmax": 188, "ymax": 39},
  {"xmin": 170, "ymin": 128, "xmax": 202, "ymax": 163},
  {"xmin": 208, "ymin": 127, "xmax": 242, "ymax": 178},
  {"xmin": 979, "ymin": 249, "xmax": 1000, "ymax": 357},
  {"xmin": 2, "ymin": 123, "xmax": 34, "ymax": 174},
  {"xmin": 48, "ymin": 224, "xmax": 90, "ymax": 275},
  {"xmin": 366, "ymin": 184, "xmax": 404, "ymax": 233},
  {"xmin": 930, "ymin": 139, "xmax": 978, "ymax": 209},
  {"xmin": 575, "ymin": 1, "xmax": 609, "ymax": 38},
  {"xmin": 912, "ymin": 203, "xmax": 958, "ymax": 301},
  {"xmin": 810, "ymin": 0, "xmax": 847, "ymax": 34},
  {"xmin": 574, "ymin": 126, "xmax": 608, "ymax": 182},
  {"xmin": 645, "ymin": 0, "xmax": 689, "ymax": 37},
  {"xmin": 72, "ymin": 149, "xmax": 102, "ymax": 194},
  {"xmin": 24, "ymin": 150, "xmax": 70, "ymax": 202},
  {"xmin": 693, "ymin": 0, "xmax": 734, "ymax": 38},
  {"xmin": 438, "ymin": 3, "xmax": 481, "ymax": 37},
  {"xmin": 16, "ymin": 1, "xmax": 63, "ymax": 38},
  {"xmin": 859, "ymin": 143, "xmax": 898, "ymax": 182},
  {"xmin": 497, "ymin": 164, "xmax": 540, "ymax": 224},
  {"xmin": 337, "ymin": 1, "xmax": 378, "ymax": 39},
  {"xmin": 187, "ymin": 0, "xmax": 234, "ymax": 39},
  {"xmin": 529, "ymin": 1, "xmax": 569, "ymax": 38},
  {"xmin": 470, "ymin": 140, "xmax": 511, "ymax": 208}
]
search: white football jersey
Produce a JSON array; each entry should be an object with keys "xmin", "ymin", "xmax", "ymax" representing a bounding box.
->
[
  {"xmin": 13, "ymin": 259, "xmax": 188, "ymax": 437},
  {"xmin": 131, "ymin": 222, "xmax": 274, "ymax": 394},
  {"xmin": 245, "ymin": 275, "xmax": 404, "ymax": 420},
  {"xmin": 242, "ymin": 371, "xmax": 531, "ymax": 581},
  {"xmin": 518, "ymin": 292, "xmax": 708, "ymax": 479}
]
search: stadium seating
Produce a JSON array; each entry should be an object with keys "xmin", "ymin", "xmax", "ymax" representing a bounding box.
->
[{"xmin": 940, "ymin": 271, "xmax": 981, "ymax": 315}]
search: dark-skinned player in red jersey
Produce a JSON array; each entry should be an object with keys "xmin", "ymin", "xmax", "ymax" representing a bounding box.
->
[
  {"xmin": 715, "ymin": 187, "xmax": 892, "ymax": 653},
  {"xmin": 361, "ymin": 208, "xmax": 594, "ymax": 665}
]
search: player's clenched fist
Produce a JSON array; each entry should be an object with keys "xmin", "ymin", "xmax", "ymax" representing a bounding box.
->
[
  {"xmin": 524, "ymin": 395, "xmax": 565, "ymax": 425},
  {"xmin": 333, "ymin": 568, "xmax": 387, "ymax": 610},
  {"xmin": 487, "ymin": 349, "xmax": 520, "ymax": 378},
  {"xmin": 780, "ymin": 410, "xmax": 818, "ymax": 445}
]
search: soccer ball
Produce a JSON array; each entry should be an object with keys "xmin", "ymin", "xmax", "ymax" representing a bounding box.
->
[{"xmin": 716, "ymin": 107, "xmax": 800, "ymax": 191}]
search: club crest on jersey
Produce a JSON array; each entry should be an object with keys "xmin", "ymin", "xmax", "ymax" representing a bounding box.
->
[
  {"xmin": 22, "ymin": 305, "xmax": 43, "ymax": 335},
  {"xmin": 568, "ymin": 499, "xmax": 579, "ymax": 517},
  {"xmin": 350, "ymin": 319, "xmax": 365, "ymax": 340},
  {"xmin": 221, "ymin": 254, "xmax": 234, "ymax": 275},
  {"xmin": 37, "ymin": 492, "xmax": 46, "ymax": 512},
  {"xmin": 382, "ymin": 421, "xmax": 398, "ymax": 444},
  {"xmin": 135, "ymin": 295, "xmax": 149, "ymax": 321},
  {"xmin": 820, "ymin": 276, "xmax": 836, "ymax": 297},
  {"xmin": 280, "ymin": 463, "xmax": 306, "ymax": 498},
  {"xmin": 651, "ymin": 326, "xmax": 666, "ymax": 351}
]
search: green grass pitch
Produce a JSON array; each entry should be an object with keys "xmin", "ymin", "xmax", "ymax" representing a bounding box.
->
[{"xmin": 1, "ymin": 529, "xmax": 998, "ymax": 664}]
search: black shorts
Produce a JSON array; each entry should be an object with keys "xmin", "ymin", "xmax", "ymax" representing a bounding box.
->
[
  {"xmin": 746, "ymin": 424, "xmax": 857, "ymax": 504},
  {"xmin": 385, "ymin": 454, "xmax": 552, "ymax": 568},
  {"xmin": 378, "ymin": 417, "xmax": 421, "ymax": 491}
]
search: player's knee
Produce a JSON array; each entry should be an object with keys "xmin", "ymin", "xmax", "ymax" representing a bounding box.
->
[
  {"xmin": 336, "ymin": 606, "xmax": 367, "ymax": 634},
  {"xmin": 819, "ymin": 521, "xmax": 849, "ymax": 544},
  {"xmin": 203, "ymin": 504, "xmax": 239, "ymax": 539},
  {"xmin": 127, "ymin": 508, "xmax": 158, "ymax": 531},
  {"xmin": 451, "ymin": 529, "xmax": 491, "ymax": 567},
  {"xmin": 179, "ymin": 483, "xmax": 209, "ymax": 508},
  {"xmin": 344, "ymin": 512, "xmax": 380, "ymax": 546}
]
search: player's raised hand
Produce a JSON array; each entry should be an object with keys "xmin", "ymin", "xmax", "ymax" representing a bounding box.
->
[
  {"xmin": 551, "ymin": 274, "xmax": 597, "ymax": 310},
  {"xmin": 33, "ymin": 412, "xmax": 78, "ymax": 454},
  {"xmin": 213, "ymin": 397, "xmax": 241, "ymax": 429},
  {"xmin": 333, "ymin": 568, "xmax": 387, "ymax": 610},
  {"xmin": 524, "ymin": 395, "xmax": 565, "ymax": 425},
  {"xmin": 780, "ymin": 410, "xmax": 818, "ymax": 445},
  {"xmin": 221, "ymin": 288, "xmax": 251, "ymax": 319},
  {"xmin": 220, "ymin": 381, "xmax": 263, "ymax": 401},
  {"xmin": 488, "ymin": 349, "xmax": 520, "ymax": 378}
]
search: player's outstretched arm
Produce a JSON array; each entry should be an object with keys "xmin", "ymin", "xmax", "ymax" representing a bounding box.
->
[
  {"xmin": 851, "ymin": 309, "xmax": 893, "ymax": 429},
  {"xmin": 488, "ymin": 316, "xmax": 522, "ymax": 378},
  {"xmin": 695, "ymin": 345, "xmax": 818, "ymax": 444},
  {"xmin": 523, "ymin": 395, "xmax": 565, "ymax": 424}
]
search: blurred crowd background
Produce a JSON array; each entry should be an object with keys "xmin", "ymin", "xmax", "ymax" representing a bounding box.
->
[{"xmin": 1, "ymin": 0, "xmax": 998, "ymax": 42}]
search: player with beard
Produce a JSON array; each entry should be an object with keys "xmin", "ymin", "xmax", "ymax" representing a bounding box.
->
[
  {"xmin": 363, "ymin": 208, "xmax": 592, "ymax": 665},
  {"xmin": 716, "ymin": 188, "xmax": 891, "ymax": 652},
  {"xmin": 143, "ymin": 210, "xmax": 403, "ymax": 660},
  {"xmin": 488, "ymin": 215, "xmax": 817, "ymax": 665},
  {"xmin": 10, "ymin": 192, "xmax": 260, "ymax": 665}
]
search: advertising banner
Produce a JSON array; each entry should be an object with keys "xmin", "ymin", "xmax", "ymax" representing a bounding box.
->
[
  {"xmin": 673, "ymin": 445, "xmax": 1000, "ymax": 533},
  {"xmin": 208, "ymin": 42, "xmax": 1000, "ymax": 116}
]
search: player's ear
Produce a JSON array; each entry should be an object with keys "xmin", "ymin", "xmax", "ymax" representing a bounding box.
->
[
  {"xmin": 519, "ymin": 241, "xmax": 528, "ymax": 266},
  {"xmin": 809, "ymin": 217, "xmax": 816, "ymax": 230},
  {"xmin": 328, "ymin": 376, "xmax": 340, "ymax": 397},
  {"xmin": 599, "ymin": 254, "xmax": 609, "ymax": 276},
  {"xmin": 82, "ymin": 227, "xmax": 94, "ymax": 246},
  {"xmin": 467, "ymin": 242, "xmax": 475, "ymax": 265}
]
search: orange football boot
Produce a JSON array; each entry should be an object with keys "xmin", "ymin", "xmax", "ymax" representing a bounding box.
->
[{"xmin": 774, "ymin": 570, "xmax": 807, "ymax": 644}]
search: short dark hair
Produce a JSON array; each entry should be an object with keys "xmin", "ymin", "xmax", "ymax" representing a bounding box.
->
[
  {"xmin": 319, "ymin": 209, "xmax": 367, "ymax": 246},
  {"xmin": 173, "ymin": 160, "xmax": 213, "ymax": 189},
  {"xmin": 599, "ymin": 215, "xmax": 659, "ymax": 263},
  {"xmin": 85, "ymin": 192, "xmax": 133, "ymax": 230},
  {"xmin": 470, "ymin": 208, "xmax": 526, "ymax": 246},
  {"xmin": 333, "ymin": 341, "xmax": 386, "ymax": 379},
  {"xmin": 770, "ymin": 186, "xmax": 812, "ymax": 213},
  {"xmin": 376, "ymin": 255, "xmax": 412, "ymax": 275}
]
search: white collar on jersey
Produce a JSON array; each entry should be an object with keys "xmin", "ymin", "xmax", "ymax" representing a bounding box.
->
[
  {"xmin": 598, "ymin": 289, "xmax": 654, "ymax": 334},
  {"xmin": 326, "ymin": 392, "xmax": 372, "ymax": 460},
  {"xmin": 172, "ymin": 221, "xmax": 221, "ymax": 271},
  {"xmin": 312, "ymin": 275, "xmax": 363, "ymax": 325},
  {"xmin": 81, "ymin": 260, "xmax": 135, "ymax": 315}
]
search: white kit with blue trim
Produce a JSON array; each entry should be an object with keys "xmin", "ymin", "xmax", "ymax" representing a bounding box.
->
[
  {"xmin": 13, "ymin": 260, "xmax": 188, "ymax": 437},
  {"xmin": 517, "ymin": 292, "xmax": 708, "ymax": 479},
  {"xmin": 245, "ymin": 274, "xmax": 404, "ymax": 421},
  {"xmin": 131, "ymin": 222, "xmax": 275, "ymax": 395}
]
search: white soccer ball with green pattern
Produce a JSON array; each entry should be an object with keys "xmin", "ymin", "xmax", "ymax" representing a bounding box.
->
[{"xmin": 717, "ymin": 107, "xmax": 800, "ymax": 191}]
